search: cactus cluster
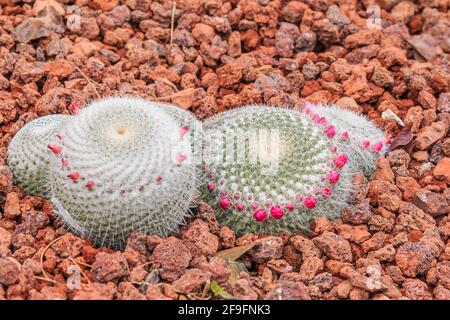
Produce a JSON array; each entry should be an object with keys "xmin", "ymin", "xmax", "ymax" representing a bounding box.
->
[
  {"xmin": 8, "ymin": 97, "xmax": 201, "ymax": 249},
  {"xmin": 7, "ymin": 97, "xmax": 389, "ymax": 247},
  {"xmin": 201, "ymin": 105, "xmax": 355, "ymax": 235}
]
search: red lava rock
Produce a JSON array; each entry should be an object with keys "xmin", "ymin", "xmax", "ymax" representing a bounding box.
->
[
  {"xmin": 4, "ymin": 192, "xmax": 21, "ymax": 219},
  {"xmin": 118, "ymin": 282, "xmax": 146, "ymax": 300},
  {"xmin": 151, "ymin": 237, "xmax": 192, "ymax": 282},
  {"xmin": 313, "ymin": 231, "xmax": 353, "ymax": 262},
  {"xmin": 0, "ymin": 257, "xmax": 21, "ymax": 286},
  {"xmin": 299, "ymin": 257, "xmax": 324, "ymax": 281},
  {"xmin": 219, "ymin": 226, "xmax": 236, "ymax": 249},
  {"xmin": 248, "ymin": 236, "xmax": 283, "ymax": 263},
  {"xmin": 182, "ymin": 219, "xmax": 219, "ymax": 256},
  {"xmin": 72, "ymin": 283, "xmax": 117, "ymax": 300},
  {"xmin": 433, "ymin": 157, "xmax": 450, "ymax": 183},
  {"xmin": 265, "ymin": 281, "xmax": 311, "ymax": 300},
  {"xmin": 290, "ymin": 235, "xmax": 321, "ymax": 258},
  {"xmin": 0, "ymin": 166, "xmax": 13, "ymax": 203},
  {"xmin": 275, "ymin": 22, "xmax": 300, "ymax": 58},
  {"xmin": 232, "ymin": 278, "xmax": 258, "ymax": 300},
  {"xmin": 52, "ymin": 233, "xmax": 84, "ymax": 258},
  {"xmin": 91, "ymin": 252, "xmax": 129, "ymax": 283},
  {"xmin": 395, "ymin": 242, "xmax": 435, "ymax": 277},
  {"xmin": 402, "ymin": 279, "xmax": 433, "ymax": 300},
  {"xmin": 145, "ymin": 284, "xmax": 170, "ymax": 300},
  {"xmin": 413, "ymin": 189, "xmax": 449, "ymax": 217},
  {"xmin": 172, "ymin": 268, "xmax": 211, "ymax": 293},
  {"xmin": 415, "ymin": 121, "xmax": 448, "ymax": 150}
]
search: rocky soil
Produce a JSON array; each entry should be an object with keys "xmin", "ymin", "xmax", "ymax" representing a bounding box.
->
[{"xmin": 0, "ymin": 0, "xmax": 449, "ymax": 300}]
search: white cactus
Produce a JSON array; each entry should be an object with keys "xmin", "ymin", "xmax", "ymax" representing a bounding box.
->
[
  {"xmin": 46, "ymin": 97, "xmax": 200, "ymax": 248},
  {"xmin": 7, "ymin": 115, "xmax": 70, "ymax": 197}
]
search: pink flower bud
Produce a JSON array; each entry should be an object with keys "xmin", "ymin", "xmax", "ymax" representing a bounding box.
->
[
  {"xmin": 86, "ymin": 181, "xmax": 95, "ymax": 189},
  {"xmin": 285, "ymin": 203, "xmax": 295, "ymax": 211},
  {"xmin": 327, "ymin": 171, "xmax": 340, "ymax": 184},
  {"xmin": 61, "ymin": 159, "xmax": 68, "ymax": 169},
  {"xmin": 322, "ymin": 187, "xmax": 332, "ymax": 198},
  {"xmin": 178, "ymin": 126, "xmax": 189, "ymax": 138},
  {"xmin": 331, "ymin": 146, "xmax": 337, "ymax": 153},
  {"xmin": 270, "ymin": 205, "xmax": 284, "ymax": 220},
  {"xmin": 253, "ymin": 208, "xmax": 267, "ymax": 222},
  {"xmin": 324, "ymin": 125, "xmax": 336, "ymax": 138},
  {"xmin": 372, "ymin": 141, "xmax": 383, "ymax": 153},
  {"xmin": 68, "ymin": 171, "xmax": 80, "ymax": 182},
  {"xmin": 362, "ymin": 140, "xmax": 370, "ymax": 148},
  {"xmin": 341, "ymin": 131, "xmax": 349, "ymax": 141},
  {"xmin": 319, "ymin": 117, "xmax": 327, "ymax": 125},
  {"xmin": 175, "ymin": 154, "xmax": 187, "ymax": 164},
  {"xmin": 312, "ymin": 114, "xmax": 321, "ymax": 123},
  {"xmin": 304, "ymin": 195, "xmax": 317, "ymax": 209},
  {"xmin": 333, "ymin": 154, "xmax": 348, "ymax": 169},
  {"xmin": 47, "ymin": 144, "xmax": 62, "ymax": 155},
  {"xmin": 207, "ymin": 182, "xmax": 215, "ymax": 191},
  {"xmin": 236, "ymin": 203, "xmax": 245, "ymax": 212},
  {"xmin": 219, "ymin": 197, "xmax": 231, "ymax": 210},
  {"xmin": 155, "ymin": 175, "xmax": 162, "ymax": 183},
  {"xmin": 69, "ymin": 103, "xmax": 80, "ymax": 115}
]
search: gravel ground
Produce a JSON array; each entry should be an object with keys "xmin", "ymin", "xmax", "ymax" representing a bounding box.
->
[{"xmin": 0, "ymin": 0, "xmax": 449, "ymax": 300}]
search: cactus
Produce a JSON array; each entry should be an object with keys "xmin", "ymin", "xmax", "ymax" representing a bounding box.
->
[
  {"xmin": 201, "ymin": 105, "xmax": 354, "ymax": 236},
  {"xmin": 7, "ymin": 115, "xmax": 70, "ymax": 197},
  {"xmin": 46, "ymin": 97, "xmax": 200, "ymax": 248},
  {"xmin": 307, "ymin": 103, "xmax": 389, "ymax": 176}
]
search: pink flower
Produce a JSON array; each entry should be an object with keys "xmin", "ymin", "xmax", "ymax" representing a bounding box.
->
[
  {"xmin": 341, "ymin": 131, "xmax": 349, "ymax": 141},
  {"xmin": 324, "ymin": 125, "xmax": 336, "ymax": 138},
  {"xmin": 312, "ymin": 114, "xmax": 321, "ymax": 123},
  {"xmin": 253, "ymin": 208, "xmax": 268, "ymax": 222},
  {"xmin": 68, "ymin": 171, "xmax": 80, "ymax": 182},
  {"xmin": 69, "ymin": 102, "xmax": 80, "ymax": 115},
  {"xmin": 207, "ymin": 182, "xmax": 215, "ymax": 191},
  {"xmin": 175, "ymin": 154, "xmax": 187, "ymax": 164},
  {"xmin": 362, "ymin": 140, "xmax": 370, "ymax": 148},
  {"xmin": 304, "ymin": 196, "xmax": 317, "ymax": 209},
  {"xmin": 285, "ymin": 203, "xmax": 295, "ymax": 211},
  {"xmin": 219, "ymin": 197, "xmax": 231, "ymax": 210},
  {"xmin": 328, "ymin": 171, "xmax": 340, "ymax": 184},
  {"xmin": 372, "ymin": 141, "xmax": 383, "ymax": 153},
  {"xmin": 319, "ymin": 117, "xmax": 327, "ymax": 125},
  {"xmin": 333, "ymin": 153, "xmax": 348, "ymax": 169},
  {"xmin": 322, "ymin": 187, "xmax": 332, "ymax": 198},
  {"xmin": 178, "ymin": 126, "xmax": 189, "ymax": 138},
  {"xmin": 236, "ymin": 203, "xmax": 245, "ymax": 211},
  {"xmin": 86, "ymin": 181, "xmax": 95, "ymax": 189},
  {"xmin": 270, "ymin": 205, "xmax": 284, "ymax": 220},
  {"xmin": 47, "ymin": 144, "xmax": 62, "ymax": 155}
]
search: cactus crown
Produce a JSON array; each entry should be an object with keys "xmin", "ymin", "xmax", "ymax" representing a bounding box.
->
[
  {"xmin": 201, "ymin": 105, "xmax": 354, "ymax": 236},
  {"xmin": 7, "ymin": 115, "xmax": 69, "ymax": 197}
]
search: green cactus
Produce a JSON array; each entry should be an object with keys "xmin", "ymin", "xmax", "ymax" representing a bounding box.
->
[
  {"xmin": 46, "ymin": 97, "xmax": 200, "ymax": 248},
  {"xmin": 7, "ymin": 115, "xmax": 70, "ymax": 197},
  {"xmin": 201, "ymin": 105, "xmax": 354, "ymax": 236},
  {"xmin": 307, "ymin": 103, "xmax": 389, "ymax": 176}
]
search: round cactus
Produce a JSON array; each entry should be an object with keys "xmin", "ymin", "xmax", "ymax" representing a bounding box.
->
[
  {"xmin": 7, "ymin": 115, "xmax": 70, "ymax": 197},
  {"xmin": 47, "ymin": 97, "xmax": 200, "ymax": 248},
  {"xmin": 201, "ymin": 105, "xmax": 354, "ymax": 236},
  {"xmin": 306, "ymin": 103, "xmax": 389, "ymax": 176}
]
